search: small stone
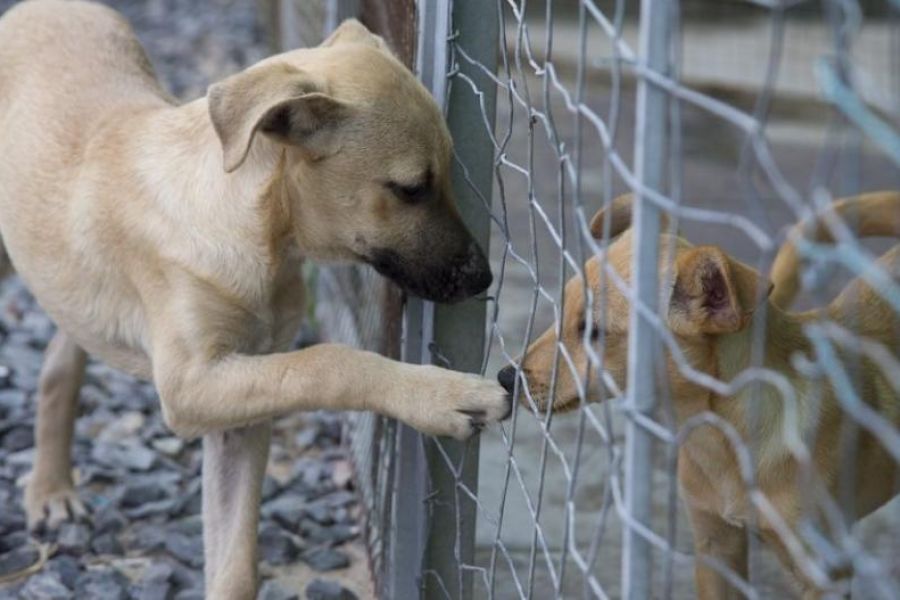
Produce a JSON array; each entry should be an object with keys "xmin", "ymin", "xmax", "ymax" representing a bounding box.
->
[
  {"xmin": 259, "ymin": 579, "xmax": 299, "ymax": 600},
  {"xmin": 0, "ymin": 545, "xmax": 39, "ymax": 578},
  {"xmin": 21, "ymin": 572, "xmax": 71, "ymax": 599},
  {"xmin": 91, "ymin": 441, "xmax": 156, "ymax": 472},
  {"xmin": 303, "ymin": 503, "xmax": 334, "ymax": 526},
  {"xmin": 120, "ymin": 482, "xmax": 169, "ymax": 508},
  {"xmin": 75, "ymin": 568, "xmax": 129, "ymax": 600},
  {"xmin": 169, "ymin": 561, "xmax": 204, "ymax": 591},
  {"xmin": 262, "ymin": 495, "xmax": 306, "ymax": 530},
  {"xmin": 0, "ymin": 389, "xmax": 27, "ymax": 411},
  {"xmin": 45, "ymin": 555, "xmax": 81, "ymax": 590},
  {"xmin": 93, "ymin": 508, "xmax": 128, "ymax": 535},
  {"xmin": 1, "ymin": 530, "xmax": 29, "ymax": 553},
  {"xmin": 165, "ymin": 533, "xmax": 204, "ymax": 569},
  {"xmin": 0, "ymin": 506, "xmax": 25, "ymax": 534},
  {"xmin": 261, "ymin": 476, "xmax": 280, "ymax": 502},
  {"xmin": 258, "ymin": 523, "xmax": 300, "ymax": 566},
  {"xmin": 167, "ymin": 515, "xmax": 202, "ymax": 537},
  {"xmin": 305, "ymin": 579, "xmax": 357, "ymax": 600},
  {"xmin": 56, "ymin": 523, "xmax": 92, "ymax": 556},
  {"xmin": 294, "ymin": 428, "xmax": 317, "ymax": 450},
  {"xmin": 134, "ymin": 580, "xmax": 173, "ymax": 600},
  {"xmin": 302, "ymin": 548, "xmax": 350, "ymax": 572},
  {"xmin": 124, "ymin": 498, "xmax": 177, "ymax": 519},
  {"xmin": 299, "ymin": 521, "xmax": 357, "ymax": 546},
  {"xmin": 91, "ymin": 532, "xmax": 123, "ymax": 555},
  {"xmin": 173, "ymin": 591, "xmax": 204, "ymax": 600},
  {"xmin": 2, "ymin": 426, "xmax": 34, "ymax": 452},
  {"xmin": 151, "ymin": 437, "xmax": 184, "ymax": 456},
  {"xmin": 124, "ymin": 523, "xmax": 167, "ymax": 553},
  {"xmin": 141, "ymin": 561, "xmax": 175, "ymax": 584}
]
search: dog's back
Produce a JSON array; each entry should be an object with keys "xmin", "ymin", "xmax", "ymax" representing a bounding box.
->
[
  {"xmin": 0, "ymin": 0, "xmax": 171, "ymax": 374},
  {"xmin": 0, "ymin": 0, "xmax": 169, "ymax": 164}
]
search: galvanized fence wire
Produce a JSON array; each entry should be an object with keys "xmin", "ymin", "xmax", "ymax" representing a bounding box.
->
[{"xmin": 419, "ymin": 0, "xmax": 900, "ymax": 598}]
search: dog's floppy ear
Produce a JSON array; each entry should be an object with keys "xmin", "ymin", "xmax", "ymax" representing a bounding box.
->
[
  {"xmin": 668, "ymin": 246, "xmax": 773, "ymax": 335},
  {"xmin": 321, "ymin": 19, "xmax": 393, "ymax": 55},
  {"xmin": 207, "ymin": 63, "xmax": 350, "ymax": 173},
  {"xmin": 589, "ymin": 193, "xmax": 670, "ymax": 240}
]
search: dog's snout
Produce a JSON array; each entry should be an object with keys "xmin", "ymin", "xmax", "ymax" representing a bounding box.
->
[{"xmin": 497, "ymin": 365, "xmax": 517, "ymax": 393}]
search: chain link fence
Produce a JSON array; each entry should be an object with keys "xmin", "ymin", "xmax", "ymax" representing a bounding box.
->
[{"xmin": 275, "ymin": 0, "xmax": 899, "ymax": 597}]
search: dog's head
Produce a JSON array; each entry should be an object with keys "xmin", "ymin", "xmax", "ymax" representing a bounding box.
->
[
  {"xmin": 205, "ymin": 20, "xmax": 491, "ymax": 303},
  {"xmin": 497, "ymin": 194, "xmax": 772, "ymax": 412}
]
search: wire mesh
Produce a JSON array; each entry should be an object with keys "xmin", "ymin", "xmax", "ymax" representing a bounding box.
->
[{"xmin": 419, "ymin": 0, "xmax": 900, "ymax": 598}]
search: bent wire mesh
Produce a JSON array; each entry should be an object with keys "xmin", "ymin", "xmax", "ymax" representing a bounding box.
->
[{"xmin": 425, "ymin": 0, "xmax": 900, "ymax": 598}]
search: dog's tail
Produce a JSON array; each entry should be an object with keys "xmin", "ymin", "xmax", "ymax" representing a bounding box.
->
[{"xmin": 770, "ymin": 191, "xmax": 900, "ymax": 308}]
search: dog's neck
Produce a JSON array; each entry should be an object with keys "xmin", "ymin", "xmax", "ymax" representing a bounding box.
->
[
  {"xmin": 707, "ymin": 304, "xmax": 815, "ymax": 470},
  {"xmin": 139, "ymin": 99, "xmax": 299, "ymax": 298}
]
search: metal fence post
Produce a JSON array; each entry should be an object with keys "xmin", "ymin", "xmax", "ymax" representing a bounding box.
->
[
  {"xmin": 622, "ymin": 0, "xmax": 675, "ymax": 599},
  {"xmin": 420, "ymin": 0, "xmax": 498, "ymax": 598}
]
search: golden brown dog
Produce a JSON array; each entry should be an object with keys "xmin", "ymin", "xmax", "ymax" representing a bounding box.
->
[
  {"xmin": 498, "ymin": 191, "xmax": 900, "ymax": 598},
  {"xmin": 0, "ymin": 1, "xmax": 510, "ymax": 597}
]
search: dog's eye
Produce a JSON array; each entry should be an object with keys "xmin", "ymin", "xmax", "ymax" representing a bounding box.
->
[
  {"xmin": 386, "ymin": 172, "xmax": 432, "ymax": 204},
  {"xmin": 577, "ymin": 319, "xmax": 601, "ymax": 341}
]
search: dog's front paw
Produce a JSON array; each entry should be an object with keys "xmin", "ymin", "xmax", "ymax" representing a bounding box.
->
[
  {"xmin": 393, "ymin": 365, "xmax": 513, "ymax": 440},
  {"xmin": 24, "ymin": 480, "xmax": 89, "ymax": 532}
]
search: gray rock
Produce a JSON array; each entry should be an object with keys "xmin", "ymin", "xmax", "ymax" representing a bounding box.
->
[
  {"xmin": 173, "ymin": 591, "xmax": 204, "ymax": 600},
  {"xmin": 0, "ymin": 508, "xmax": 26, "ymax": 535},
  {"xmin": 302, "ymin": 503, "xmax": 334, "ymax": 526},
  {"xmin": 259, "ymin": 579, "xmax": 299, "ymax": 600},
  {"xmin": 91, "ymin": 532, "xmax": 124, "ymax": 555},
  {"xmin": 151, "ymin": 436, "xmax": 184, "ymax": 456},
  {"xmin": 45, "ymin": 555, "xmax": 81, "ymax": 590},
  {"xmin": 261, "ymin": 475, "xmax": 281, "ymax": 502},
  {"xmin": 1, "ymin": 530, "xmax": 29, "ymax": 553},
  {"xmin": 124, "ymin": 498, "xmax": 177, "ymax": 519},
  {"xmin": 165, "ymin": 533, "xmax": 204, "ymax": 569},
  {"xmin": 305, "ymin": 579, "xmax": 357, "ymax": 600},
  {"xmin": 93, "ymin": 508, "xmax": 128, "ymax": 535},
  {"xmin": 56, "ymin": 523, "xmax": 92, "ymax": 556},
  {"xmin": 75, "ymin": 568, "xmax": 129, "ymax": 600},
  {"xmin": 262, "ymin": 495, "xmax": 306, "ymax": 530},
  {"xmin": 21, "ymin": 572, "xmax": 72, "ymax": 599},
  {"xmin": 141, "ymin": 561, "xmax": 175, "ymax": 584},
  {"xmin": 0, "ymin": 389, "xmax": 27, "ymax": 411},
  {"xmin": 258, "ymin": 523, "xmax": 300, "ymax": 566},
  {"xmin": 119, "ymin": 481, "xmax": 169, "ymax": 509},
  {"xmin": 299, "ymin": 521, "xmax": 357, "ymax": 546},
  {"xmin": 91, "ymin": 441, "xmax": 157, "ymax": 471},
  {"xmin": 135, "ymin": 580, "xmax": 173, "ymax": 600},
  {"xmin": 124, "ymin": 523, "xmax": 167, "ymax": 553},
  {"xmin": 2, "ymin": 425, "xmax": 34, "ymax": 451},
  {"xmin": 302, "ymin": 548, "xmax": 350, "ymax": 572},
  {"xmin": 0, "ymin": 545, "xmax": 39, "ymax": 578},
  {"xmin": 167, "ymin": 515, "xmax": 203, "ymax": 537}
]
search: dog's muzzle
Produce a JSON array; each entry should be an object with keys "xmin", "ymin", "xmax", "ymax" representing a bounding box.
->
[{"xmin": 368, "ymin": 241, "xmax": 492, "ymax": 303}]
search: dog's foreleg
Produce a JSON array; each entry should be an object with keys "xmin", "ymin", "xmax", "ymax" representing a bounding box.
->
[
  {"xmin": 688, "ymin": 506, "xmax": 748, "ymax": 600},
  {"xmin": 24, "ymin": 330, "xmax": 88, "ymax": 530},
  {"xmin": 202, "ymin": 422, "xmax": 271, "ymax": 600},
  {"xmin": 152, "ymin": 339, "xmax": 508, "ymax": 440}
]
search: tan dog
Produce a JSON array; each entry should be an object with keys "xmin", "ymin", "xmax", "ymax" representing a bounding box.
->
[
  {"xmin": 0, "ymin": 1, "xmax": 510, "ymax": 597},
  {"xmin": 498, "ymin": 191, "xmax": 900, "ymax": 597}
]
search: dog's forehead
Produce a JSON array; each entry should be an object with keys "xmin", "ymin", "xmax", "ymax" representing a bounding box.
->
[{"xmin": 578, "ymin": 230, "xmax": 695, "ymax": 323}]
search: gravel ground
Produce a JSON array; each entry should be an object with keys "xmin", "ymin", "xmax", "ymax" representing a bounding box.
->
[{"xmin": 0, "ymin": 1, "xmax": 367, "ymax": 598}]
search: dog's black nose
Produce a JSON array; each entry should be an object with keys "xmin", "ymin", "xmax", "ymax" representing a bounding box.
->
[{"xmin": 497, "ymin": 365, "xmax": 517, "ymax": 393}]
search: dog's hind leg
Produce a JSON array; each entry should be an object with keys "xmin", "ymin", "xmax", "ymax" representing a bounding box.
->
[
  {"xmin": 202, "ymin": 421, "xmax": 271, "ymax": 600},
  {"xmin": 24, "ymin": 330, "xmax": 88, "ymax": 530}
]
